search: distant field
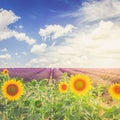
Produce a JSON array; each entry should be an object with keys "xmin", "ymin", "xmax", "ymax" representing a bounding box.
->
[{"xmin": 0, "ymin": 68, "xmax": 120, "ymax": 85}]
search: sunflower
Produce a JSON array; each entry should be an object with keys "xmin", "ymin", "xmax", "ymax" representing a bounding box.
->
[
  {"xmin": 1, "ymin": 79, "xmax": 24, "ymax": 101},
  {"xmin": 70, "ymin": 74, "xmax": 91, "ymax": 96},
  {"xmin": 2, "ymin": 69, "xmax": 9, "ymax": 75},
  {"xmin": 59, "ymin": 82, "xmax": 68, "ymax": 93},
  {"xmin": 108, "ymin": 84, "xmax": 120, "ymax": 100}
]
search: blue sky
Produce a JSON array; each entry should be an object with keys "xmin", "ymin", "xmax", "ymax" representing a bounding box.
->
[{"xmin": 0, "ymin": 0, "xmax": 120, "ymax": 68}]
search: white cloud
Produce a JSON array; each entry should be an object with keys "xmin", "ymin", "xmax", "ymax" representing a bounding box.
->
[
  {"xmin": 61, "ymin": 0, "xmax": 120, "ymax": 24},
  {"xmin": 0, "ymin": 30, "xmax": 14, "ymax": 40},
  {"xmin": 0, "ymin": 9, "xmax": 36, "ymax": 45},
  {"xmin": 0, "ymin": 48, "xmax": 8, "ymax": 52},
  {"xmin": 15, "ymin": 52, "xmax": 18, "ymax": 56},
  {"xmin": 39, "ymin": 24, "xmax": 75, "ymax": 40},
  {"xmin": 15, "ymin": 25, "xmax": 23, "ymax": 29},
  {"xmin": 13, "ymin": 32, "xmax": 36, "ymax": 45},
  {"xmin": 31, "ymin": 43, "xmax": 47, "ymax": 54},
  {"xmin": 81, "ymin": 0, "xmax": 120, "ymax": 22},
  {"xmin": 19, "ymin": 25, "xmax": 23, "ymax": 29},
  {"xmin": 0, "ymin": 30, "xmax": 36, "ymax": 45},
  {"xmin": 0, "ymin": 60, "xmax": 23, "ymax": 68},
  {"xmin": 22, "ymin": 51, "xmax": 27, "ymax": 56},
  {"xmin": 91, "ymin": 21, "xmax": 114, "ymax": 40},
  {"xmin": 0, "ymin": 8, "xmax": 20, "ymax": 28},
  {"xmin": 27, "ymin": 20, "xmax": 120, "ymax": 68},
  {"xmin": 0, "ymin": 53, "xmax": 11, "ymax": 59}
]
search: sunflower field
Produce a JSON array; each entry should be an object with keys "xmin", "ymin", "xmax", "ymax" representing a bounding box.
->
[{"xmin": 0, "ymin": 69, "xmax": 120, "ymax": 120}]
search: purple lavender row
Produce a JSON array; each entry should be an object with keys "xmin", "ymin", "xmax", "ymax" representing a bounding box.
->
[
  {"xmin": 9, "ymin": 68, "xmax": 46, "ymax": 81},
  {"xmin": 52, "ymin": 68, "xmax": 64, "ymax": 81},
  {"xmin": 31, "ymin": 68, "xmax": 52, "ymax": 81},
  {"xmin": 0, "ymin": 68, "xmax": 50, "ymax": 81},
  {"xmin": 1, "ymin": 68, "xmax": 120, "ymax": 83},
  {"xmin": 59, "ymin": 68, "xmax": 85, "ymax": 76}
]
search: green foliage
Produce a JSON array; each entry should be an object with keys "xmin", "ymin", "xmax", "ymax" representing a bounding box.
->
[
  {"xmin": 91, "ymin": 85, "xmax": 107, "ymax": 98},
  {"xmin": 0, "ymin": 72, "xmax": 120, "ymax": 120},
  {"xmin": 0, "ymin": 72, "xmax": 10, "ymax": 86},
  {"xmin": 102, "ymin": 106, "xmax": 120, "ymax": 120}
]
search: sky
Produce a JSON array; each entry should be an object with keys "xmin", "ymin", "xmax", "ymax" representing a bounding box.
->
[{"xmin": 0, "ymin": 0, "xmax": 120, "ymax": 68}]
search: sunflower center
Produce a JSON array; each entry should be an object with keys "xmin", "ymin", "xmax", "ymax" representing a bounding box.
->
[
  {"xmin": 7, "ymin": 84, "xmax": 19, "ymax": 96},
  {"xmin": 74, "ymin": 79, "xmax": 86, "ymax": 91},
  {"xmin": 61, "ymin": 84, "xmax": 67, "ymax": 90},
  {"xmin": 114, "ymin": 86, "xmax": 120, "ymax": 94}
]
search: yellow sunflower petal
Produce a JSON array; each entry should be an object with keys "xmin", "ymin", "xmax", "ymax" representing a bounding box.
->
[
  {"xmin": 2, "ymin": 69, "xmax": 9, "ymax": 75},
  {"xmin": 1, "ymin": 79, "xmax": 24, "ymax": 101},
  {"xmin": 70, "ymin": 74, "xmax": 91, "ymax": 96},
  {"xmin": 59, "ymin": 82, "xmax": 68, "ymax": 93},
  {"xmin": 108, "ymin": 84, "xmax": 120, "ymax": 100}
]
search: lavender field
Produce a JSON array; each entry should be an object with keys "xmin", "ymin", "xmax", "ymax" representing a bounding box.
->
[{"xmin": 0, "ymin": 68, "xmax": 120, "ymax": 86}]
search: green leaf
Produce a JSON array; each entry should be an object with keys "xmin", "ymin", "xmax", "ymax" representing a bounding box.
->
[
  {"xmin": 39, "ymin": 79, "xmax": 48, "ymax": 86},
  {"xmin": 112, "ymin": 106, "xmax": 120, "ymax": 116},
  {"xmin": 102, "ymin": 109, "xmax": 113, "ymax": 118},
  {"xmin": 0, "ymin": 104, "xmax": 5, "ymax": 112}
]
